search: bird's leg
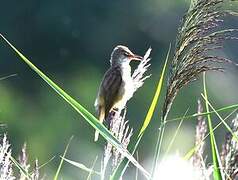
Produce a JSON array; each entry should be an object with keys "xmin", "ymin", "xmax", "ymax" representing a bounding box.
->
[
  {"xmin": 111, "ymin": 108, "xmax": 119, "ymax": 116},
  {"xmin": 105, "ymin": 108, "xmax": 120, "ymax": 129}
]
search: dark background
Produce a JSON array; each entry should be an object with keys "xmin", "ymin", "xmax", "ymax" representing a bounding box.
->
[{"xmin": 0, "ymin": 0, "xmax": 237, "ymax": 179}]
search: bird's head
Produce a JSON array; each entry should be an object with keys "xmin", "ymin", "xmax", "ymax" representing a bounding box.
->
[{"xmin": 110, "ymin": 45, "xmax": 142, "ymax": 66}]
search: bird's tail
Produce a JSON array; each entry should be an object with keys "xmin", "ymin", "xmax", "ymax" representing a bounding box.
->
[{"xmin": 94, "ymin": 107, "xmax": 105, "ymax": 142}]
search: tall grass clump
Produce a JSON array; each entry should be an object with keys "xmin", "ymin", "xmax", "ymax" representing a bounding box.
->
[
  {"xmin": 221, "ymin": 114, "xmax": 238, "ymax": 179},
  {"xmin": 153, "ymin": 0, "xmax": 238, "ymax": 177},
  {"xmin": 0, "ymin": 134, "xmax": 40, "ymax": 180},
  {"xmin": 191, "ymin": 103, "xmax": 238, "ymax": 179},
  {"xmin": 0, "ymin": 134, "xmax": 15, "ymax": 180}
]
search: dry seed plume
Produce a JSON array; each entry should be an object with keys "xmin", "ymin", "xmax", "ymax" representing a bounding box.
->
[
  {"xmin": 152, "ymin": 0, "xmax": 238, "ymax": 175},
  {"xmin": 221, "ymin": 114, "xmax": 238, "ymax": 179},
  {"xmin": 0, "ymin": 134, "xmax": 14, "ymax": 180},
  {"xmin": 192, "ymin": 100, "xmax": 209, "ymax": 179},
  {"xmin": 162, "ymin": 0, "xmax": 238, "ymax": 120}
]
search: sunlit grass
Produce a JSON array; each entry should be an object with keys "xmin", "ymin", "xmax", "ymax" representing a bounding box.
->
[
  {"xmin": 0, "ymin": 0, "xmax": 238, "ymax": 179},
  {"xmin": 154, "ymin": 154, "xmax": 201, "ymax": 180}
]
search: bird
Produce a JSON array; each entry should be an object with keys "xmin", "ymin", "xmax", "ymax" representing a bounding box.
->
[{"xmin": 94, "ymin": 45, "xmax": 143, "ymax": 141}]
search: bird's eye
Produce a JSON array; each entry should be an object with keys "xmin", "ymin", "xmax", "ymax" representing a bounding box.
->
[{"xmin": 124, "ymin": 52, "xmax": 130, "ymax": 56}]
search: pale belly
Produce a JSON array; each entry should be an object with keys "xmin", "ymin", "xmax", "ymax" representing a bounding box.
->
[{"xmin": 113, "ymin": 67, "xmax": 134, "ymax": 110}]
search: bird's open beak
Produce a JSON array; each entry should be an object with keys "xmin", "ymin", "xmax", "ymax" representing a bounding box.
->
[{"xmin": 131, "ymin": 54, "xmax": 143, "ymax": 61}]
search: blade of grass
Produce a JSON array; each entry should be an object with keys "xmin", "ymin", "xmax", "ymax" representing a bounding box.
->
[
  {"xmin": 0, "ymin": 34, "xmax": 150, "ymax": 179},
  {"xmin": 111, "ymin": 137, "xmax": 141, "ymax": 180},
  {"xmin": 0, "ymin": 74, "xmax": 17, "ymax": 81},
  {"xmin": 54, "ymin": 136, "xmax": 73, "ymax": 180},
  {"xmin": 184, "ymin": 109, "xmax": 237, "ymax": 160},
  {"xmin": 10, "ymin": 156, "xmax": 31, "ymax": 180},
  {"xmin": 29, "ymin": 156, "xmax": 56, "ymax": 177},
  {"xmin": 29, "ymin": 155, "xmax": 55, "ymax": 176},
  {"xmin": 151, "ymin": 104, "xmax": 168, "ymax": 176},
  {"xmin": 167, "ymin": 104, "xmax": 238, "ymax": 122},
  {"xmin": 139, "ymin": 44, "xmax": 170, "ymax": 136},
  {"xmin": 201, "ymin": 94, "xmax": 238, "ymax": 142},
  {"xmin": 86, "ymin": 156, "xmax": 98, "ymax": 180},
  {"xmin": 201, "ymin": 93, "xmax": 238, "ymax": 142},
  {"xmin": 163, "ymin": 109, "xmax": 188, "ymax": 157},
  {"xmin": 37, "ymin": 156, "xmax": 56, "ymax": 169},
  {"xmin": 145, "ymin": 45, "xmax": 171, "ymax": 179},
  {"xmin": 223, "ymin": 170, "xmax": 233, "ymax": 180},
  {"xmin": 135, "ymin": 151, "xmax": 139, "ymax": 180},
  {"xmin": 62, "ymin": 157, "xmax": 101, "ymax": 176},
  {"xmin": 203, "ymin": 72, "xmax": 223, "ymax": 180},
  {"xmin": 111, "ymin": 45, "xmax": 170, "ymax": 180}
]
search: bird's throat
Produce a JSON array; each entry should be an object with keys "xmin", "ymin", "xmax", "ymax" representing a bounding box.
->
[{"xmin": 120, "ymin": 63, "xmax": 132, "ymax": 79}]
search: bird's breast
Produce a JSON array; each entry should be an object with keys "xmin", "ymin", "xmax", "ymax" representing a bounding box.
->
[{"xmin": 117, "ymin": 65, "xmax": 134, "ymax": 106}]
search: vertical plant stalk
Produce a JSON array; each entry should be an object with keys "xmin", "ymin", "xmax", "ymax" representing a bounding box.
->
[
  {"xmin": 19, "ymin": 143, "xmax": 30, "ymax": 180},
  {"xmin": 18, "ymin": 143, "xmax": 40, "ymax": 180},
  {"xmin": 192, "ymin": 100, "xmax": 207, "ymax": 168},
  {"xmin": 221, "ymin": 114, "xmax": 238, "ymax": 179},
  {"xmin": 54, "ymin": 136, "xmax": 73, "ymax": 180},
  {"xmin": 32, "ymin": 159, "xmax": 39, "ymax": 180},
  {"xmin": 203, "ymin": 73, "xmax": 223, "ymax": 180},
  {"xmin": 192, "ymin": 100, "xmax": 208, "ymax": 179},
  {"xmin": 152, "ymin": 0, "xmax": 238, "ymax": 178}
]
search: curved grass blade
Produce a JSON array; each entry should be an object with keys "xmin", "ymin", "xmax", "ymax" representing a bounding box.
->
[
  {"xmin": 163, "ymin": 109, "xmax": 188, "ymax": 157},
  {"xmin": 111, "ymin": 138, "xmax": 141, "ymax": 180},
  {"xmin": 54, "ymin": 136, "xmax": 73, "ymax": 180},
  {"xmin": 30, "ymin": 155, "xmax": 55, "ymax": 174},
  {"xmin": 135, "ymin": 152, "xmax": 139, "ymax": 180},
  {"xmin": 150, "ymin": 44, "xmax": 172, "ymax": 177},
  {"xmin": 139, "ymin": 44, "xmax": 170, "ymax": 136},
  {"xmin": 0, "ymin": 74, "xmax": 17, "ymax": 81},
  {"xmin": 0, "ymin": 34, "xmax": 150, "ymax": 179},
  {"xmin": 86, "ymin": 156, "xmax": 98, "ymax": 180},
  {"xmin": 10, "ymin": 156, "xmax": 31, "ymax": 180},
  {"xmin": 203, "ymin": 73, "xmax": 223, "ymax": 180},
  {"xmin": 167, "ymin": 104, "xmax": 238, "ymax": 122},
  {"xmin": 201, "ymin": 93, "xmax": 238, "ymax": 143},
  {"xmin": 184, "ymin": 109, "xmax": 237, "ymax": 160},
  {"xmin": 61, "ymin": 157, "xmax": 101, "ymax": 176},
  {"xmin": 111, "ymin": 45, "xmax": 170, "ymax": 180}
]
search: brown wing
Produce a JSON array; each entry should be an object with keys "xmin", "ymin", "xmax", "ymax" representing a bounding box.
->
[{"xmin": 100, "ymin": 66, "xmax": 122, "ymax": 118}]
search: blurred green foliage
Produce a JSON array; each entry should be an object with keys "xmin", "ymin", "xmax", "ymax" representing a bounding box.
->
[{"xmin": 0, "ymin": 0, "xmax": 238, "ymax": 179}]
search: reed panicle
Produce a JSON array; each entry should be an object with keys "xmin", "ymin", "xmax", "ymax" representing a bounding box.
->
[
  {"xmin": 0, "ymin": 134, "xmax": 15, "ymax": 180},
  {"xmin": 0, "ymin": 134, "xmax": 41, "ymax": 180},
  {"xmin": 192, "ymin": 100, "xmax": 212, "ymax": 180},
  {"xmin": 32, "ymin": 159, "xmax": 39, "ymax": 180},
  {"xmin": 18, "ymin": 143, "xmax": 41, "ymax": 180},
  {"xmin": 19, "ymin": 143, "xmax": 30, "ymax": 180},
  {"xmin": 221, "ymin": 114, "xmax": 238, "ymax": 179},
  {"xmin": 153, "ymin": 0, "xmax": 238, "ymax": 176},
  {"xmin": 192, "ymin": 100, "xmax": 207, "ymax": 170},
  {"xmin": 102, "ymin": 110, "xmax": 133, "ymax": 179},
  {"xmin": 163, "ymin": 0, "xmax": 238, "ymax": 121}
]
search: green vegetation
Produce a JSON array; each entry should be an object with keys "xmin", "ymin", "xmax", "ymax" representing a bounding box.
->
[{"xmin": 0, "ymin": 0, "xmax": 238, "ymax": 179}]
